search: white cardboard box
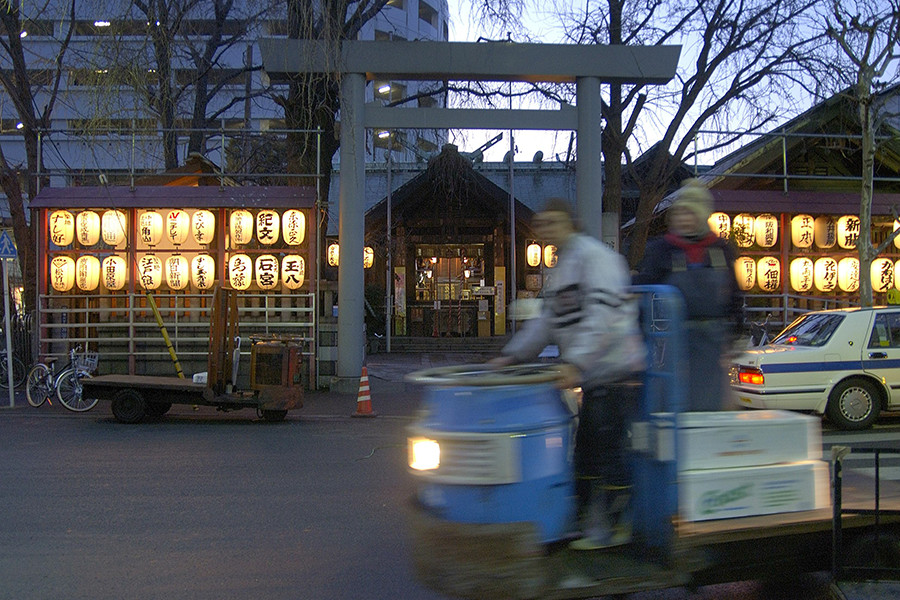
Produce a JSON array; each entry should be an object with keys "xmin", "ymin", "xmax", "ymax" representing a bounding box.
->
[
  {"xmin": 677, "ymin": 410, "xmax": 822, "ymax": 470},
  {"xmin": 679, "ymin": 460, "xmax": 830, "ymax": 522}
]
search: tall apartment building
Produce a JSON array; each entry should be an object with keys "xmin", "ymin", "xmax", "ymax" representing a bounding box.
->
[{"xmin": 0, "ymin": 0, "xmax": 450, "ymax": 198}]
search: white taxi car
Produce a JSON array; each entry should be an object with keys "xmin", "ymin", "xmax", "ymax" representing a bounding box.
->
[{"xmin": 730, "ymin": 306, "xmax": 900, "ymax": 430}]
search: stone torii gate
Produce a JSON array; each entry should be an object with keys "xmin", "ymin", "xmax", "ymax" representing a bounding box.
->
[{"xmin": 259, "ymin": 39, "xmax": 680, "ymax": 390}]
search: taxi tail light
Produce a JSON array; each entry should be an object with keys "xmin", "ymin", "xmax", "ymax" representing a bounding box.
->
[{"xmin": 738, "ymin": 366, "xmax": 765, "ymax": 385}]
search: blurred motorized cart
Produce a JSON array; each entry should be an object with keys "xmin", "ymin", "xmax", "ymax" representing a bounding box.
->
[
  {"xmin": 404, "ymin": 286, "xmax": 900, "ymax": 599},
  {"xmin": 81, "ymin": 285, "xmax": 303, "ymax": 423}
]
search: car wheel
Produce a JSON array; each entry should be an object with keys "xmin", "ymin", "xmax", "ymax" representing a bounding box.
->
[{"xmin": 827, "ymin": 378, "xmax": 881, "ymax": 430}]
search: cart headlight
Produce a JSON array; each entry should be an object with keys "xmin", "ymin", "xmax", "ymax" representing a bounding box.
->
[{"xmin": 409, "ymin": 437, "xmax": 440, "ymax": 471}]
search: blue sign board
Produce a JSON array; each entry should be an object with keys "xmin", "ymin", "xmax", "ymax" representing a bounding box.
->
[{"xmin": 0, "ymin": 231, "xmax": 16, "ymax": 259}]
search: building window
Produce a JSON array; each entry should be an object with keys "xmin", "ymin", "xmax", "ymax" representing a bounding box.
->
[
  {"xmin": 21, "ymin": 19, "xmax": 55, "ymax": 37},
  {"xmin": 175, "ymin": 68, "xmax": 246, "ymax": 87},
  {"xmin": 374, "ymin": 130, "xmax": 404, "ymax": 152},
  {"xmin": 419, "ymin": 1, "xmax": 438, "ymax": 28},
  {"xmin": 374, "ymin": 80, "xmax": 406, "ymax": 102},
  {"xmin": 375, "ymin": 29, "xmax": 405, "ymax": 41},
  {"xmin": 387, "ymin": 0, "xmax": 405, "ymax": 9}
]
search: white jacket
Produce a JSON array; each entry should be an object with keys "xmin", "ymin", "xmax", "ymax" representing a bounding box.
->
[{"xmin": 502, "ymin": 234, "xmax": 646, "ymax": 387}]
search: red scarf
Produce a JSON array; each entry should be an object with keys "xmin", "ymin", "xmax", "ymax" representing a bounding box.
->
[{"xmin": 664, "ymin": 232, "xmax": 719, "ymax": 265}]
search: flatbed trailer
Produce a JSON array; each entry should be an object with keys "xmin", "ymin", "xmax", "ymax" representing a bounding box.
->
[{"xmin": 82, "ymin": 285, "xmax": 303, "ymax": 424}]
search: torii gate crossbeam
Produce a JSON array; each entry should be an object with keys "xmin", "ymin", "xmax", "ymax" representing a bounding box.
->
[{"xmin": 259, "ymin": 39, "xmax": 680, "ymax": 390}]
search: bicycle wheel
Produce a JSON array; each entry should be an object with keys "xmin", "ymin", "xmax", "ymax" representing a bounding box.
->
[
  {"xmin": 25, "ymin": 363, "xmax": 52, "ymax": 408},
  {"xmin": 1, "ymin": 356, "xmax": 28, "ymax": 389},
  {"xmin": 56, "ymin": 368, "xmax": 98, "ymax": 412}
]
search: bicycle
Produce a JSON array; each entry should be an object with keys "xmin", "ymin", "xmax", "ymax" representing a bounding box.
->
[
  {"xmin": 26, "ymin": 347, "xmax": 99, "ymax": 412},
  {"xmin": 0, "ymin": 347, "xmax": 27, "ymax": 389}
]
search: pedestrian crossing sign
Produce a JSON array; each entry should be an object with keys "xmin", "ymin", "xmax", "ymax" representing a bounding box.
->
[{"xmin": 0, "ymin": 231, "xmax": 17, "ymax": 259}]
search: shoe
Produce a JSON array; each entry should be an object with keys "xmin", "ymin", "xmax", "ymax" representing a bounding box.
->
[
  {"xmin": 568, "ymin": 535, "xmax": 607, "ymax": 551},
  {"xmin": 567, "ymin": 522, "xmax": 631, "ymax": 551}
]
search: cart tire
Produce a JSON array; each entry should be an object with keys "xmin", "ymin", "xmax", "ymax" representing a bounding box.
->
[
  {"xmin": 111, "ymin": 389, "xmax": 147, "ymax": 424},
  {"xmin": 260, "ymin": 409, "xmax": 288, "ymax": 422},
  {"xmin": 146, "ymin": 402, "xmax": 172, "ymax": 418},
  {"xmin": 845, "ymin": 532, "xmax": 900, "ymax": 569}
]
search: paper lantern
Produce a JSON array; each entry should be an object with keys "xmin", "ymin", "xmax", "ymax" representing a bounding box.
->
[
  {"xmin": 735, "ymin": 256, "xmax": 756, "ymax": 291},
  {"xmin": 282, "ymin": 210, "xmax": 306, "ymax": 245},
  {"xmin": 102, "ymin": 210, "xmax": 127, "ymax": 246},
  {"xmin": 791, "ymin": 215, "xmax": 814, "ymax": 248},
  {"xmin": 49, "ymin": 256, "xmax": 75, "ymax": 292},
  {"xmin": 139, "ymin": 211, "xmax": 163, "ymax": 246},
  {"xmin": 255, "ymin": 254, "xmax": 279, "ymax": 290},
  {"xmin": 191, "ymin": 210, "xmax": 215, "ymax": 245},
  {"xmin": 894, "ymin": 221, "xmax": 900, "ymax": 251},
  {"xmin": 137, "ymin": 254, "xmax": 162, "ymax": 290},
  {"xmin": 230, "ymin": 210, "xmax": 253, "ymax": 245},
  {"xmin": 526, "ymin": 243, "xmax": 541, "ymax": 267},
  {"xmin": 789, "ymin": 257, "xmax": 814, "ymax": 292},
  {"xmin": 49, "ymin": 210, "xmax": 75, "ymax": 246},
  {"xmin": 732, "ymin": 214, "xmax": 755, "ymax": 248},
  {"xmin": 228, "ymin": 254, "xmax": 252, "ymax": 290},
  {"xmin": 101, "ymin": 255, "xmax": 127, "ymax": 291},
  {"xmin": 190, "ymin": 254, "xmax": 215, "ymax": 290},
  {"xmin": 872, "ymin": 258, "xmax": 894, "ymax": 293},
  {"xmin": 364, "ymin": 246, "xmax": 374, "ymax": 269},
  {"xmin": 838, "ymin": 257, "xmax": 860, "ymax": 292},
  {"xmin": 708, "ymin": 212, "xmax": 730, "ymax": 239},
  {"xmin": 165, "ymin": 255, "xmax": 189, "ymax": 290},
  {"xmin": 814, "ymin": 257, "xmax": 838, "ymax": 292},
  {"xmin": 75, "ymin": 255, "xmax": 101, "ymax": 291},
  {"xmin": 327, "ymin": 243, "xmax": 340, "ymax": 267},
  {"xmin": 281, "ymin": 255, "xmax": 306, "ymax": 290},
  {"xmin": 756, "ymin": 256, "xmax": 781, "ymax": 292},
  {"xmin": 164, "ymin": 209, "xmax": 190, "ymax": 245},
  {"xmin": 815, "ymin": 216, "xmax": 836, "ymax": 249},
  {"xmin": 75, "ymin": 211, "xmax": 100, "ymax": 246},
  {"xmin": 754, "ymin": 214, "xmax": 778, "ymax": 248},
  {"xmin": 837, "ymin": 215, "xmax": 860, "ymax": 249},
  {"xmin": 256, "ymin": 210, "xmax": 280, "ymax": 245},
  {"xmin": 894, "ymin": 261, "xmax": 900, "ymax": 291},
  {"xmin": 544, "ymin": 245, "xmax": 558, "ymax": 268}
]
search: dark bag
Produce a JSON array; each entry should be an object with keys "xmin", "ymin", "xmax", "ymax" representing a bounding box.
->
[{"xmin": 664, "ymin": 247, "xmax": 732, "ymax": 320}]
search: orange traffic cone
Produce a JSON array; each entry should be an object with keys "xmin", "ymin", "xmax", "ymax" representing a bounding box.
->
[{"xmin": 352, "ymin": 366, "xmax": 377, "ymax": 417}]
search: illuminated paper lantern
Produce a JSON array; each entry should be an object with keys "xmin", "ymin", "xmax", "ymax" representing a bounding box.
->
[
  {"xmin": 708, "ymin": 212, "xmax": 730, "ymax": 239},
  {"xmin": 228, "ymin": 254, "xmax": 252, "ymax": 290},
  {"xmin": 732, "ymin": 213, "xmax": 755, "ymax": 248},
  {"xmin": 754, "ymin": 214, "xmax": 778, "ymax": 248},
  {"xmin": 137, "ymin": 254, "xmax": 162, "ymax": 290},
  {"xmin": 256, "ymin": 210, "xmax": 280, "ymax": 245},
  {"xmin": 165, "ymin": 209, "xmax": 190, "ymax": 245},
  {"xmin": 894, "ymin": 221, "xmax": 900, "ymax": 251},
  {"xmin": 102, "ymin": 210, "xmax": 127, "ymax": 246},
  {"xmin": 734, "ymin": 256, "xmax": 756, "ymax": 291},
  {"xmin": 756, "ymin": 256, "xmax": 781, "ymax": 292},
  {"xmin": 191, "ymin": 210, "xmax": 215, "ymax": 245},
  {"xmin": 75, "ymin": 255, "xmax": 101, "ymax": 291},
  {"xmin": 364, "ymin": 246, "xmax": 374, "ymax": 269},
  {"xmin": 814, "ymin": 257, "xmax": 838, "ymax": 292},
  {"xmin": 139, "ymin": 211, "xmax": 163, "ymax": 246},
  {"xmin": 837, "ymin": 215, "xmax": 860, "ymax": 249},
  {"xmin": 49, "ymin": 256, "xmax": 75, "ymax": 292},
  {"xmin": 327, "ymin": 243, "xmax": 340, "ymax": 267},
  {"xmin": 791, "ymin": 215, "xmax": 814, "ymax": 248},
  {"xmin": 75, "ymin": 211, "xmax": 100, "ymax": 246},
  {"xmin": 544, "ymin": 245, "xmax": 558, "ymax": 268},
  {"xmin": 282, "ymin": 255, "xmax": 306, "ymax": 289},
  {"xmin": 165, "ymin": 255, "xmax": 189, "ymax": 290},
  {"xmin": 895, "ymin": 261, "xmax": 900, "ymax": 291},
  {"xmin": 871, "ymin": 258, "xmax": 894, "ymax": 293},
  {"xmin": 190, "ymin": 254, "xmax": 215, "ymax": 290},
  {"xmin": 789, "ymin": 257, "xmax": 814, "ymax": 292},
  {"xmin": 49, "ymin": 210, "xmax": 75, "ymax": 246},
  {"xmin": 101, "ymin": 255, "xmax": 127, "ymax": 291},
  {"xmin": 815, "ymin": 216, "xmax": 836, "ymax": 249},
  {"xmin": 526, "ymin": 243, "xmax": 541, "ymax": 267},
  {"xmin": 255, "ymin": 254, "xmax": 279, "ymax": 290},
  {"xmin": 838, "ymin": 257, "xmax": 860, "ymax": 292},
  {"xmin": 282, "ymin": 210, "xmax": 306, "ymax": 245},
  {"xmin": 230, "ymin": 210, "xmax": 253, "ymax": 245}
]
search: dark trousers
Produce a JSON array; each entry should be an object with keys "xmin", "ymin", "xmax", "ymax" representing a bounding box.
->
[{"xmin": 574, "ymin": 379, "xmax": 641, "ymax": 510}]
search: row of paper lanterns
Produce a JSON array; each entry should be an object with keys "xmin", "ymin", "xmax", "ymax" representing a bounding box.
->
[
  {"xmin": 326, "ymin": 243, "xmax": 375, "ymax": 268},
  {"xmin": 735, "ymin": 256, "xmax": 900, "ymax": 293},
  {"xmin": 49, "ymin": 209, "xmax": 307, "ymax": 248},
  {"xmin": 708, "ymin": 213, "xmax": 868, "ymax": 250},
  {"xmin": 525, "ymin": 243, "xmax": 559, "ymax": 268},
  {"xmin": 49, "ymin": 253, "xmax": 306, "ymax": 292}
]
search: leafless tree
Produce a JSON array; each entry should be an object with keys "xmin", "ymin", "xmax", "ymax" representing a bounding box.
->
[{"xmin": 821, "ymin": 0, "xmax": 900, "ymax": 306}]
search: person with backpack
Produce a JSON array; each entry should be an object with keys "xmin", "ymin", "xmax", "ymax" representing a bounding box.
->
[
  {"xmin": 491, "ymin": 197, "xmax": 647, "ymax": 550},
  {"xmin": 633, "ymin": 178, "xmax": 743, "ymax": 412}
]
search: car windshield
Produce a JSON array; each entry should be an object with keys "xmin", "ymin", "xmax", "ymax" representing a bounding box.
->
[{"xmin": 771, "ymin": 313, "xmax": 845, "ymax": 347}]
